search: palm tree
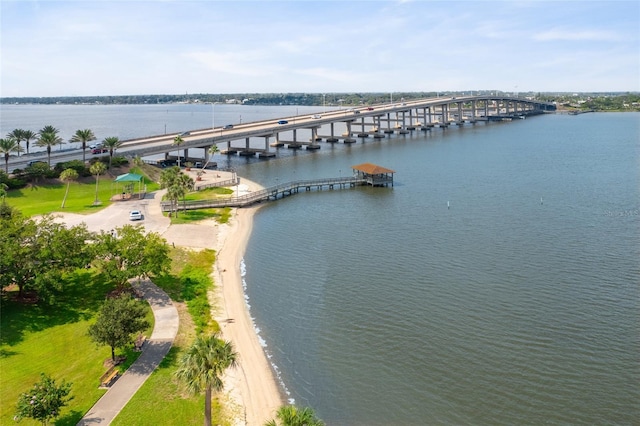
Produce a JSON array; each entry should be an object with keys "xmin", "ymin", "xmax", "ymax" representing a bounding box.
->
[
  {"xmin": 22, "ymin": 130, "xmax": 36, "ymax": 155},
  {"xmin": 35, "ymin": 125, "xmax": 62, "ymax": 167},
  {"xmin": 175, "ymin": 334, "xmax": 238, "ymax": 426},
  {"xmin": 166, "ymin": 184, "xmax": 183, "ymax": 217},
  {"xmin": 160, "ymin": 166, "xmax": 183, "ymax": 217},
  {"xmin": 101, "ymin": 136, "xmax": 122, "ymax": 171},
  {"xmin": 7, "ymin": 129, "xmax": 25, "ymax": 157},
  {"xmin": 70, "ymin": 129, "xmax": 96, "ymax": 163},
  {"xmin": 163, "ymin": 171, "xmax": 194, "ymax": 217},
  {"xmin": 90, "ymin": 161, "xmax": 107, "ymax": 205},
  {"xmin": 177, "ymin": 172, "xmax": 194, "ymax": 210},
  {"xmin": 0, "ymin": 137, "xmax": 23, "ymax": 173},
  {"xmin": 265, "ymin": 405, "xmax": 325, "ymax": 426},
  {"xmin": 173, "ymin": 135, "xmax": 185, "ymax": 168},
  {"xmin": 59, "ymin": 168, "xmax": 79, "ymax": 208},
  {"xmin": 202, "ymin": 144, "xmax": 219, "ymax": 170}
]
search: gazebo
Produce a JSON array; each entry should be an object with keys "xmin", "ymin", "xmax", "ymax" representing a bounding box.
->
[
  {"xmin": 351, "ymin": 163, "xmax": 395, "ymax": 187},
  {"xmin": 114, "ymin": 173, "xmax": 144, "ymax": 200}
]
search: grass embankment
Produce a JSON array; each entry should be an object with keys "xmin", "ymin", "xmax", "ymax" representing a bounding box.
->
[
  {"xmin": 0, "ymin": 272, "xmax": 154, "ymax": 426},
  {"xmin": 112, "ymin": 248, "xmax": 230, "ymax": 426},
  {"xmin": 5, "ymin": 166, "xmax": 159, "ymax": 216},
  {"xmin": 169, "ymin": 187, "xmax": 233, "ymax": 225}
]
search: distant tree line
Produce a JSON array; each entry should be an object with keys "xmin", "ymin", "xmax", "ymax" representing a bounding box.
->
[
  {"xmin": 1, "ymin": 92, "xmax": 446, "ymax": 106},
  {"xmin": 3, "ymin": 91, "xmax": 638, "ymax": 111}
]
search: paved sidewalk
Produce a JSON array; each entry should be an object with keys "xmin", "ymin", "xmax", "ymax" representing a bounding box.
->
[{"xmin": 77, "ymin": 280, "xmax": 179, "ymax": 425}]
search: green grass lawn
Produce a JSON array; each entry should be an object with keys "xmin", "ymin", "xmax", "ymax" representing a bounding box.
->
[
  {"xmin": 0, "ymin": 271, "xmax": 153, "ymax": 426},
  {"xmin": 5, "ymin": 166, "xmax": 160, "ymax": 217},
  {"xmin": 184, "ymin": 187, "xmax": 234, "ymax": 202},
  {"xmin": 112, "ymin": 249, "xmax": 230, "ymax": 426},
  {"xmin": 166, "ymin": 187, "xmax": 233, "ymax": 224},
  {"xmin": 1, "ymin": 168, "xmax": 232, "ymax": 425}
]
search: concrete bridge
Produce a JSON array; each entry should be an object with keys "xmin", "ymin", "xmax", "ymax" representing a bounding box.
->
[
  {"xmin": 118, "ymin": 95, "xmax": 555, "ymax": 163},
  {"xmin": 6, "ymin": 95, "xmax": 555, "ymax": 171}
]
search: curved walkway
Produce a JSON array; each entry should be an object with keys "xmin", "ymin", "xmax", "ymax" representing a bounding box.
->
[{"xmin": 77, "ymin": 280, "xmax": 179, "ymax": 425}]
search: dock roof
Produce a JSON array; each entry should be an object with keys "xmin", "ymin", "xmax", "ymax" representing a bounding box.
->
[{"xmin": 351, "ymin": 163, "xmax": 395, "ymax": 174}]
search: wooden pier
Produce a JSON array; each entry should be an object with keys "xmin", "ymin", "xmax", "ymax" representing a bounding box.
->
[
  {"xmin": 160, "ymin": 176, "xmax": 364, "ymax": 211},
  {"xmin": 160, "ymin": 163, "xmax": 395, "ymax": 212}
]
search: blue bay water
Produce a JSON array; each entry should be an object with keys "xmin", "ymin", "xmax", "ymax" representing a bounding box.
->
[{"xmin": 2, "ymin": 105, "xmax": 638, "ymax": 425}]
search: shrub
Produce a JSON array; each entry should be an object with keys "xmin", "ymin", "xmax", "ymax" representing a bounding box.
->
[
  {"xmin": 54, "ymin": 160, "xmax": 90, "ymax": 177},
  {"xmin": 0, "ymin": 170, "xmax": 26, "ymax": 190}
]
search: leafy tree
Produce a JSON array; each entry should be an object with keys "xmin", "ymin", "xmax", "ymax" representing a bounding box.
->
[
  {"xmin": 174, "ymin": 334, "xmax": 238, "ymax": 426},
  {"xmin": 92, "ymin": 225, "xmax": 170, "ymax": 288},
  {"xmin": 265, "ymin": 405, "xmax": 325, "ymax": 426},
  {"xmin": 24, "ymin": 162, "xmax": 51, "ymax": 184},
  {"xmin": 88, "ymin": 294, "xmax": 150, "ymax": 361},
  {"xmin": 0, "ymin": 136, "xmax": 23, "ymax": 173},
  {"xmin": 54, "ymin": 159, "xmax": 90, "ymax": 177},
  {"xmin": 90, "ymin": 161, "xmax": 106, "ymax": 205},
  {"xmin": 0, "ymin": 212, "xmax": 93, "ymax": 301},
  {"xmin": 172, "ymin": 135, "xmax": 185, "ymax": 168},
  {"xmin": 0, "ymin": 182, "xmax": 7, "ymax": 203},
  {"xmin": 35, "ymin": 126, "xmax": 63, "ymax": 167},
  {"xmin": 14, "ymin": 373, "xmax": 73, "ymax": 425},
  {"xmin": 70, "ymin": 128, "xmax": 96, "ymax": 163},
  {"xmin": 101, "ymin": 136, "xmax": 122, "ymax": 170},
  {"xmin": 59, "ymin": 168, "xmax": 79, "ymax": 208}
]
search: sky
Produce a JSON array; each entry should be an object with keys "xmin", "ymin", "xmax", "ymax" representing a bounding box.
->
[{"xmin": 1, "ymin": 0, "xmax": 638, "ymax": 97}]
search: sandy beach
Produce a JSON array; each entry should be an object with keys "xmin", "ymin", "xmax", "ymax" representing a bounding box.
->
[
  {"xmin": 209, "ymin": 182, "xmax": 285, "ymax": 425},
  {"xmin": 53, "ymin": 169, "xmax": 283, "ymax": 425}
]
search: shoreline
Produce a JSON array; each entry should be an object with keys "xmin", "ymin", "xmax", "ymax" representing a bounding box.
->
[
  {"xmin": 51, "ymin": 170, "xmax": 285, "ymax": 425},
  {"xmin": 212, "ymin": 181, "xmax": 285, "ymax": 425}
]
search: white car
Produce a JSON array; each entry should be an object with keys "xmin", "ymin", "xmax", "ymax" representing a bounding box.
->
[
  {"xmin": 129, "ymin": 210, "xmax": 143, "ymax": 221},
  {"xmin": 311, "ymin": 114, "xmax": 322, "ymax": 119}
]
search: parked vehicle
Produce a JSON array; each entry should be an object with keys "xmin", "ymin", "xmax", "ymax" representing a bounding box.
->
[{"xmin": 129, "ymin": 210, "xmax": 143, "ymax": 221}]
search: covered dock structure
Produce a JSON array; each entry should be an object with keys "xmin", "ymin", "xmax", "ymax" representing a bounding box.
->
[{"xmin": 351, "ymin": 163, "xmax": 395, "ymax": 187}]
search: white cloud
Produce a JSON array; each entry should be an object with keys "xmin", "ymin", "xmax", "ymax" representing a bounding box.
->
[
  {"xmin": 1, "ymin": 0, "xmax": 638, "ymax": 96},
  {"xmin": 533, "ymin": 29, "xmax": 623, "ymax": 42}
]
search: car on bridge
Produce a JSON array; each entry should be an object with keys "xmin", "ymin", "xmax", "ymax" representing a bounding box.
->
[
  {"xmin": 277, "ymin": 120, "xmax": 288, "ymax": 125},
  {"xmin": 366, "ymin": 107, "xmax": 374, "ymax": 111},
  {"xmin": 311, "ymin": 114, "xmax": 322, "ymax": 119},
  {"xmin": 223, "ymin": 124, "xmax": 234, "ymax": 129}
]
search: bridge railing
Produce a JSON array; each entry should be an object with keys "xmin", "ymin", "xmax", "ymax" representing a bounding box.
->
[{"xmin": 196, "ymin": 178, "xmax": 239, "ymax": 190}]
